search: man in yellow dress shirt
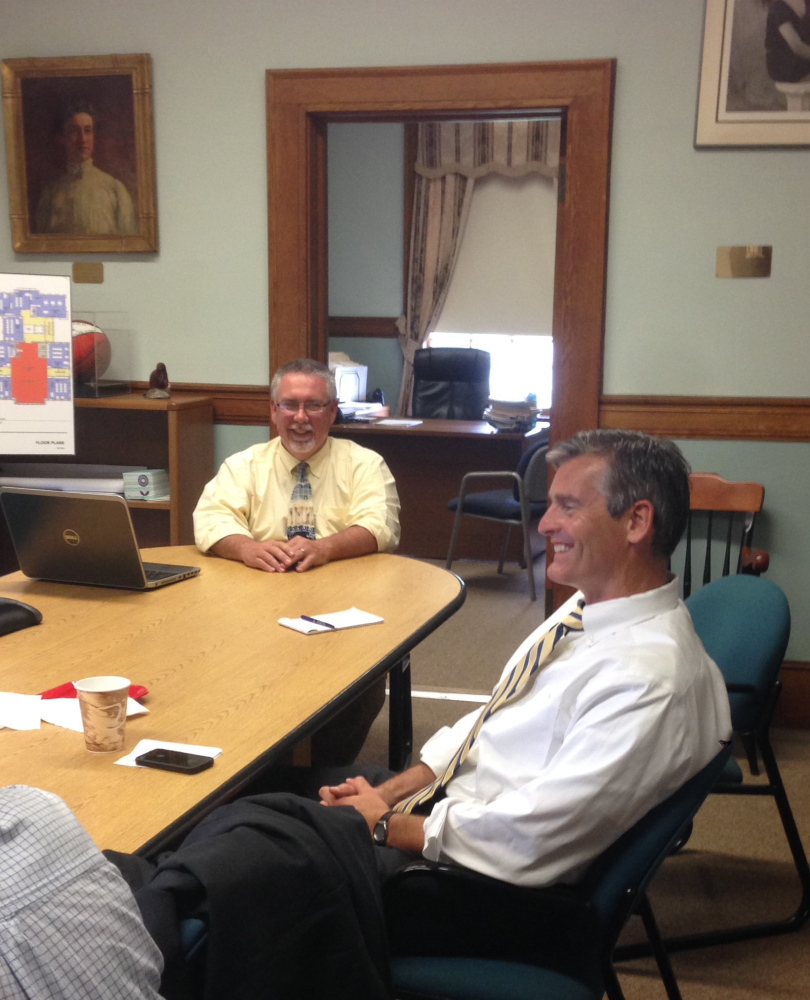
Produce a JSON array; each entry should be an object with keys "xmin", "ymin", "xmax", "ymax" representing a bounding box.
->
[{"xmin": 193, "ymin": 357, "xmax": 401, "ymax": 763}]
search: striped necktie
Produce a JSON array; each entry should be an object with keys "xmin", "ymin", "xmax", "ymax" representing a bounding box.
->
[
  {"xmin": 286, "ymin": 462, "xmax": 316, "ymax": 541},
  {"xmin": 394, "ymin": 599, "xmax": 586, "ymax": 815}
]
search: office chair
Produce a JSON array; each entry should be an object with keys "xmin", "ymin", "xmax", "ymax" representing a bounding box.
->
[
  {"xmin": 660, "ymin": 575, "xmax": 808, "ymax": 952},
  {"xmin": 385, "ymin": 746, "xmax": 732, "ymax": 1000},
  {"xmin": 411, "ymin": 347, "xmax": 491, "ymax": 420},
  {"xmin": 445, "ymin": 433, "xmax": 549, "ymax": 601},
  {"xmin": 681, "ymin": 472, "xmax": 769, "ymax": 600}
]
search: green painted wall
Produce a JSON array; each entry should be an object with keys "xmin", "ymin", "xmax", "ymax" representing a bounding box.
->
[{"xmin": 1, "ymin": 0, "xmax": 808, "ymax": 653}]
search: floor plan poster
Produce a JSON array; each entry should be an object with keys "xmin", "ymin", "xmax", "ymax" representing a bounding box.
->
[{"xmin": 0, "ymin": 273, "xmax": 74, "ymax": 455}]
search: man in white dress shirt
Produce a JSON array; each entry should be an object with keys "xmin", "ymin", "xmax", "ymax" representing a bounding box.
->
[{"xmin": 320, "ymin": 429, "xmax": 732, "ymax": 887}]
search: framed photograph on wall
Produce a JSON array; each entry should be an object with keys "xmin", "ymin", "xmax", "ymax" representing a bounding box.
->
[
  {"xmin": 1, "ymin": 53, "xmax": 158, "ymax": 251},
  {"xmin": 696, "ymin": 0, "xmax": 810, "ymax": 146}
]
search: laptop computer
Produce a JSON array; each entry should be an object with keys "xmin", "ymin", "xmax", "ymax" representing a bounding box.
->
[{"xmin": 0, "ymin": 487, "xmax": 201, "ymax": 590}]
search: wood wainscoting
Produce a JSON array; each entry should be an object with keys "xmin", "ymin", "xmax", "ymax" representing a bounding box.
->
[
  {"xmin": 600, "ymin": 395, "xmax": 810, "ymax": 442},
  {"xmin": 137, "ymin": 386, "xmax": 810, "ymax": 441}
]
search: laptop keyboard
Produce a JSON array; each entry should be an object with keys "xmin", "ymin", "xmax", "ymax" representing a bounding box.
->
[{"xmin": 144, "ymin": 563, "xmax": 183, "ymax": 581}]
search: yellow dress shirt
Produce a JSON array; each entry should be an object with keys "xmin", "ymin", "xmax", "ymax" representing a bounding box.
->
[{"xmin": 193, "ymin": 436, "xmax": 401, "ymax": 554}]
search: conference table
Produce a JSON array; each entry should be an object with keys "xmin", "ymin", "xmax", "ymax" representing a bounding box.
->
[{"xmin": 0, "ymin": 546, "xmax": 464, "ymax": 857}]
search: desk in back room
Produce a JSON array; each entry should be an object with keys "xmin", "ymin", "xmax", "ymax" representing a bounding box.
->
[
  {"xmin": 0, "ymin": 547, "xmax": 464, "ymax": 856},
  {"xmin": 332, "ymin": 419, "xmax": 545, "ymax": 560}
]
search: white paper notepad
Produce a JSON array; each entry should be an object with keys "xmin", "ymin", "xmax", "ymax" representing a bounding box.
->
[{"xmin": 278, "ymin": 607, "xmax": 384, "ymax": 635}]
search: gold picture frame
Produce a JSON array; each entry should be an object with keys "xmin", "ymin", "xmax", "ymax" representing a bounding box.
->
[
  {"xmin": 697, "ymin": 0, "xmax": 810, "ymax": 146},
  {"xmin": 1, "ymin": 53, "xmax": 158, "ymax": 251}
]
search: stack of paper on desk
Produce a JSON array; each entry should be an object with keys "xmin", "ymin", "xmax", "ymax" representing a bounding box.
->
[
  {"xmin": 0, "ymin": 462, "xmax": 147, "ymax": 494},
  {"xmin": 123, "ymin": 468, "xmax": 170, "ymax": 501},
  {"xmin": 278, "ymin": 607, "xmax": 384, "ymax": 635}
]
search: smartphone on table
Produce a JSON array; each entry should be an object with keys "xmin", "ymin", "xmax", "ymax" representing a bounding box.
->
[{"xmin": 135, "ymin": 748, "xmax": 214, "ymax": 774}]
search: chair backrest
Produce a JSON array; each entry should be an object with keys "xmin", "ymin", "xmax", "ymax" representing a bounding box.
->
[
  {"xmin": 412, "ymin": 347, "xmax": 491, "ymax": 420},
  {"xmin": 580, "ymin": 746, "xmax": 732, "ymax": 946},
  {"xmin": 513, "ymin": 432, "xmax": 551, "ymax": 503},
  {"xmin": 681, "ymin": 473, "xmax": 766, "ymax": 599},
  {"xmin": 686, "ymin": 574, "xmax": 790, "ymax": 732}
]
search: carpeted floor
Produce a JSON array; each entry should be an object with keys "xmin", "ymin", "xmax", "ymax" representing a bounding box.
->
[{"xmin": 358, "ymin": 556, "xmax": 810, "ymax": 1000}]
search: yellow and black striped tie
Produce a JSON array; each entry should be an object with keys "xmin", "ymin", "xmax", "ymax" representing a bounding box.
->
[{"xmin": 394, "ymin": 599, "xmax": 585, "ymax": 815}]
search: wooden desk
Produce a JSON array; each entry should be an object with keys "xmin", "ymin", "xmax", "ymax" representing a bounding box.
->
[
  {"xmin": 332, "ymin": 419, "xmax": 541, "ymax": 560},
  {"xmin": 0, "ymin": 547, "xmax": 463, "ymax": 855}
]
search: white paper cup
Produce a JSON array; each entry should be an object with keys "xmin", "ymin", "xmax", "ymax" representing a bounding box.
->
[{"xmin": 74, "ymin": 676, "xmax": 130, "ymax": 753}]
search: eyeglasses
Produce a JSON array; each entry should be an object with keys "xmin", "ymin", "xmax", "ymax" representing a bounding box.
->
[{"xmin": 277, "ymin": 399, "xmax": 332, "ymax": 414}]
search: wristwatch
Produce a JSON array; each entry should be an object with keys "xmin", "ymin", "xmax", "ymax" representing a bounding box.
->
[{"xmin": 372, "ymin": 810, "xmax": 395, "ymax": 846}]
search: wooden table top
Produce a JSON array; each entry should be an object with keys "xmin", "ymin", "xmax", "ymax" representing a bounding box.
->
[{"xmin": 0, "ymin": 547, "xmax": 464, "ymax": 855}]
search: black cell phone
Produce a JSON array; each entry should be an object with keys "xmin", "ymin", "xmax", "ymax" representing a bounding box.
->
[{"xmin": 135, "ymin": 748, "xmax": 215, "ymax": 774}]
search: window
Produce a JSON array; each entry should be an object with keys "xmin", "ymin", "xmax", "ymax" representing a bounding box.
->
[
  {"xmin": 426, "ymin": 331, "xmax": 553, "ymax": 408},
  {"xmin": 429, "ymin": 172, "xmax": 557, "ymax": 408}
]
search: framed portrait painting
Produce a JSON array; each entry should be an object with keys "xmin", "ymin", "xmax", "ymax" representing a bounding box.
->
[
  {"xmin": 1, "ymin": 53, "xmax": 158, "ymax": 251},
  {"xmin": 697, "ymin": 0, "xmax": 810, "ymax": 145}
]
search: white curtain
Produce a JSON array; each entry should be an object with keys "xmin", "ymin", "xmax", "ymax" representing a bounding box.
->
[{"xmin": 396, "ymin": 172, "xmax": 474, "ymax": 416}]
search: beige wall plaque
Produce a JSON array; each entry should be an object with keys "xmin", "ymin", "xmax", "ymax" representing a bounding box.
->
[
  {"xmin": 716, "ymin": 246, "xmax": 772, "ymax": 278},
  {"xmin": 72, "ymin": 262, "xmax": 104, "ymax": 283}
]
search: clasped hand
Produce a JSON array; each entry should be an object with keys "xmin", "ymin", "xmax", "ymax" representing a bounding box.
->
[
  {"xmin": 319, "ymin": 776, "xmax": 391, "ymax": 832},
  {"xmin": 240, "ymin": 537, "xmax": 327, "ymax": 573}
]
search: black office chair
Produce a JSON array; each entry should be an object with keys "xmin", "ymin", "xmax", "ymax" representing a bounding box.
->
[
  {"xmin": 411, "ymin": 347, "xmax": 491, "ymax": 420},
  {"xmin": 446, "ymin": 433, "xmax": 549, "ymax": 601},
  {"xmin": 385, "ymin": 746, "xmax": 732, "ymax": 1000}
]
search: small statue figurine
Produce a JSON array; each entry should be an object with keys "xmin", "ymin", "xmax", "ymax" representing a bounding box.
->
[{"xmin": 145, "ymin": 362, "xmax": 170, "ymax": 399}]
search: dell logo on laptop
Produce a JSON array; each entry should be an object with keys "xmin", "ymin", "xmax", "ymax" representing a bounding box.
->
[{"xmin": 63, "ymin": 529, "xmax": 80, "ymax": 545}]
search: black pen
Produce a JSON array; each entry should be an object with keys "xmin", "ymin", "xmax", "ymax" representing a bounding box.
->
[{"xmin": 301, "ymin": 615, "xmax": 335, "ymax": 630}]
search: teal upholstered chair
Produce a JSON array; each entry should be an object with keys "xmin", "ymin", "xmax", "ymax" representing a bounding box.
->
[
  {"xmin": 671, "ymin": 575, "xmax": 808, "ymax": 950},
  {"xmin": 385, "ymin": 747, "xmax": 731, "ymax": 1000}
]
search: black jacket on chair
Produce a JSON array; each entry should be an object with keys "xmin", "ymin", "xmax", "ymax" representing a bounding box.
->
[{"xmin": 125, "ymin": 793, "xmax": 393, "ymax": 1000}]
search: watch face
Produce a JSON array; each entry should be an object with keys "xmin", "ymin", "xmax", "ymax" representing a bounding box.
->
[{"xmin": 373, "ymin": 812, "xmax": 390, "ymax": 846}]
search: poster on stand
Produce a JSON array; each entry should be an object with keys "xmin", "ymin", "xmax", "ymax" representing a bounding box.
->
[{"xmin": 0, "ymin": 272, "xmax": 75, "ymax": 455}]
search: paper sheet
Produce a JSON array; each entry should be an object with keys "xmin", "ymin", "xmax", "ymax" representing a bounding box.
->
[
  {"xmin": 278, "ymin": 607, "xmax": 384, "ymax": 635},
  {"xmin": 0, "ymin": 693, "xmax": 42, "ymax": 730}
]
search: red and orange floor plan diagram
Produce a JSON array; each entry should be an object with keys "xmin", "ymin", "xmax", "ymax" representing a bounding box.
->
[{"xmin": 0, "ymin": 273, "xmax": 74, "ymax": 454}]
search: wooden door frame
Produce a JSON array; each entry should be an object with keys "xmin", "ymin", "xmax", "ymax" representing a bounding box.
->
[{"xmin": 265, "ymin": 59, "xmax": 615, "ymax": 445}]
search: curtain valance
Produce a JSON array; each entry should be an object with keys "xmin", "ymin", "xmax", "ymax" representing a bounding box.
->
[{"xmin": 414, "ymin": 119, "xmax": 560, "ymax": 180}]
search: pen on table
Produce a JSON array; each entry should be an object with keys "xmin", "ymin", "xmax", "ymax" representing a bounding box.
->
[{"xmin": 301, "ymin": 615, "xmax": 336, "ymax": 630}]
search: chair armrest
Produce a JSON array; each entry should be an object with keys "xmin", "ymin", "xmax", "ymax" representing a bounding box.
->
[{"xmin": 741, "ymin": 546, "xmax": 769, "ymax": 575}]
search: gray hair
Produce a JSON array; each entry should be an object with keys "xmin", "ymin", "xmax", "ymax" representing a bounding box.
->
[
  {"xmin": 547, "ymin": 429, "xmax": 691, "ymax": 559},
  {"xmin": 270, "ymin": 358, "xmax": 336, "ymax": 402}
]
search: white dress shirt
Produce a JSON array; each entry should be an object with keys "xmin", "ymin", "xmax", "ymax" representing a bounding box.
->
[
  {"xmin": 420, "ymin": 579, "xmax": 732, "ymax": 887},
  {"xmin": 0, "ymin": 785, "xmax": 163, "ymax": 999},
  {"xmin": 193, "ymin": 436, "xmax": 401, "ymax": 554}
]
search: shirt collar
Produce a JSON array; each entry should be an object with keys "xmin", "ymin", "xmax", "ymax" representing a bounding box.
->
[
  {"xmin": 68, "ymin": 159, "xmax": 93, "ymax": 178},
  {"xmin": 581, "ymin": 576, "xmax": 681, "ymax": 640}
]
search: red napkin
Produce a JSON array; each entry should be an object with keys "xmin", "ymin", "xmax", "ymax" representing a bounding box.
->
[{"xmin": 40, "ymin": 682, "xmax": 149, "ymax": 700}]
